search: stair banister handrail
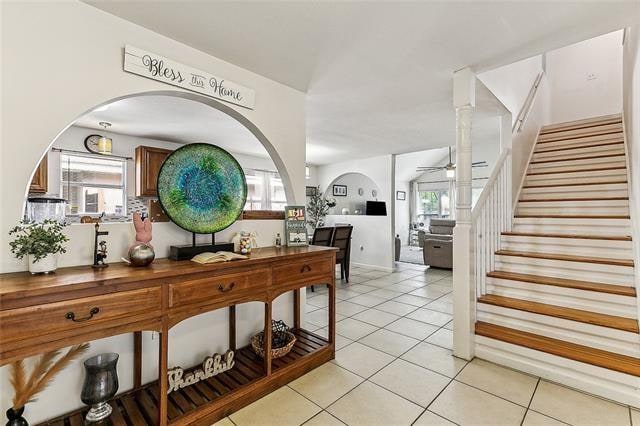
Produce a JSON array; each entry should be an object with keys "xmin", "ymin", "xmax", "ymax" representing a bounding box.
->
[
  {"xmin": 512, "ymin": 71, "xmax": 544, "ymax": 134},
  {"xmin": 472, "ymin": 148, "xmax": 510, "ymax": 220}
]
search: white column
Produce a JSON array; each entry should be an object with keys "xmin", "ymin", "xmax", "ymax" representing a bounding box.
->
[
  {"xmin": 452, "ymin": 68, "xmax": 475, "ymax": 360},
  {"xmin": 448, "ymin": 178, "xmax": 456, "ymax": 220}
]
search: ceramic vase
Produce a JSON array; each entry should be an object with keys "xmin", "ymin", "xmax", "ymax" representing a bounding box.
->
[
  {"xmin": 81, "ymin": 353, "xmax": 119, "ymax": 423},
  {"xmin": 28, "ymin": 254, "xmax": 56, "ymax": 275},
  {"xmin": 5, "ymin": 407, "xmax": 28, "ymax": 426}
]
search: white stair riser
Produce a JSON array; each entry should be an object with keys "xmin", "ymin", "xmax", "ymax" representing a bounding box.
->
[
  {"xmin": 540, "ymin": 114, "xmax": 622, "ymax": 132},
  {"xmin": 477, "ymin": 306, "xmax": 640, "ymax": 358},
  {"xmin": 520, "ymin": 185, "xmax": 629, "ymax": 200},
  {"xmin": 475, "ymin": 338, "xmax": 640, "ymax": 407},
  {"xmin": 526, "ymin": 168, "xmax": 627, "ymax": 185},
  {"xmin": 532, "ymin": 145, "xmax": 625, "ymax": 162},
  {"xmin": 528, "ymin": 158, "xmax": 626, "ymax": 174},
  {"xmin": 486, "ymin": 278, "xmax": 637, "ymax": 317},
  {"xmin": 536, "ymin": 138, "xmax": 625, "ymax": 154},
  {"xmin": 516, "ymin": 206, "xmax": 629, "ymax": 216},
  {"xmin": 494, "ymin": 255, "xmax": 634, "ymax": 285},
  {"xmin": 537, "ymin": 125, "xmax": 623, "ymax": 144},
  {"xmin": 512, "ymin": 216, "xmax": 631, "ymax": 237},
  {"xmin": 536, "ymin": 133, "xmax": 623, "ymax": 151},
  {"xmin": 500, "ymin": 237, "xmax": 633, "ymax": 259}
]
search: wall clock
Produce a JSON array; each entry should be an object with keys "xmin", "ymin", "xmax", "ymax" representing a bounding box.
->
[{"xmin": 157, "ymin": 143, "xmax": 247, "ymax": 234}]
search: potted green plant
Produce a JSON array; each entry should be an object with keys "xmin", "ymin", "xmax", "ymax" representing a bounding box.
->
[
  {"xmin": 307, "ymin": 186, "xmax": 329, "ymax": 230},
  {"xmin": 9, "ymin": 219, "xmax": 69, "ymax": 274}
]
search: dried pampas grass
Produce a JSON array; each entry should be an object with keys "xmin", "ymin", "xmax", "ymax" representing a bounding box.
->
[{"xmin": 10, "ymin": 343, "xmax": 90, "ymax": 409}]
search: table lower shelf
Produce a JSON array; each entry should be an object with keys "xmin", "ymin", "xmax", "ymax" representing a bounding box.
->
[{"xmin": 40, "ymin": 329, "xmax": 330, "ymax": 426}]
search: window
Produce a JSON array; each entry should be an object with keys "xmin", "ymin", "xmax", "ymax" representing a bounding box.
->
[
  {"xmin": 61, "ymin": 153, "xmax": 126, "ymax": 216},
  {"xmin": 243, "ymin": 169, "xmax": 286, "ymax": 211},
  {"xmin": 416, "ymin": 190, "xmax": 450, "ymax": 221}
]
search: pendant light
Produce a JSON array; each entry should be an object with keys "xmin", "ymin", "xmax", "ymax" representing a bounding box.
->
[
  {"xmin": 446, "ymin": 166, "xmax": 455, "ymax": 179},
  {"xmin": 97, "ymin": 122, "xmax": 113, "ymax": 155}
]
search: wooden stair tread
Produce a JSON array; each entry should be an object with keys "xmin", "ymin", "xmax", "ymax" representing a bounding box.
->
[
  {"xmin": 540, "ymin": 118, "xmax": 622, "ymax": 135},
  {"xmin": 537, "ymin": 130, "xmax": 623, "ymax": 144},
  {"xmin": 530, "ymin": 153, "xmax": 625, "ymax": 164},
  {"xmin": 495, "ymin": 249, "xmax": 634, "ymax": 267},
  {"xmin": 527, "ymin": 165, "xmax": 626, "ymax": 176},
  {"xmin": 501, "ymin": 231, "xmax": 632, "ymax": 241},
  {"xmin": 523, "ymin": 180, "xmax": 627, "ymax": 189},
  {"xmin": 518, "ymin": 197, "xmax": 629, "ymax": 202},
  {"xmin": 475, "ymin": 322, "xmax": 640, "ymax": 376},
  {"xmin": 487, "ymin": 270, "xmax": 636, "ymax": 297},
  {"xmin": 477, "ymin": 295, "xmax": 639, "ymax": 333},
  {"xmin": 540, "ymin": 116, "xmax": 622, "ymax": 134},
  {"xmin": 514, "ymin": 214, "xmax": 630, "ymax": 219},
  {"xmin": 535, "ymin": 140, "xmax": 623, "ymax": 154}
]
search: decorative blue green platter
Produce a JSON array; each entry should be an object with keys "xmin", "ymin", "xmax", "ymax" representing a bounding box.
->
[{"xmin": 157, "ymin": 143, "xmax": 247, "ymax": 234}]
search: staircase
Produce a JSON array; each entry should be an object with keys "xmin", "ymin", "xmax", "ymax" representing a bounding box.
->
[{"xmin": 474, "ymin": 114, "xmax": 640, "ymax": 405}]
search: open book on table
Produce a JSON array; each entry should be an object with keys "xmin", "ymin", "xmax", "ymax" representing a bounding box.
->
[{"xmin": 191, "ymin": 251, "xmax": 248, "ymax": 264}]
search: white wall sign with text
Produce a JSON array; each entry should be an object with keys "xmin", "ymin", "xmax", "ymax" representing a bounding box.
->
[{"xmin": 124, "ymin": 45, "xmax": 255, "ymax": 109}]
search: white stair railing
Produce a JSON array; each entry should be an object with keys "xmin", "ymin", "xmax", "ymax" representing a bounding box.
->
[{"xmin": 471, "ymin": 149, "xmax": 512, "ymax": 297}]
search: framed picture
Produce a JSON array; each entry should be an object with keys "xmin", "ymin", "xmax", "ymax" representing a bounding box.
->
[
  {"xmin": 396, "ymin": 191, "xmax": 406, "ymax": 201},
  {"xmin": 333, "ymin": 184, "xmax": 347, "ymax": 197},
  {"xmin": 306, "ymin": 186, "xmax": 318, "ymax": 196},
  {"xmin": 284, "ymin": 205, "xmax": 308, "ymax": 246}
]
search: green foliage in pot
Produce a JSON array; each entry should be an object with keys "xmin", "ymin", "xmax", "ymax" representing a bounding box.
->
[
  {"xmin": 307, "ymin": 186, "xmax": 329, "ymax": 230},
  {"xmin": 9, "ymin": 220, "xmax": 69, "ymax": 263}
]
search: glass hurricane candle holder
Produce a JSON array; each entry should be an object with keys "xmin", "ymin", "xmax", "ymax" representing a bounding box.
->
[{"xmin": 81, "ymin": 353, "xmax": 119, "ymax": 423}]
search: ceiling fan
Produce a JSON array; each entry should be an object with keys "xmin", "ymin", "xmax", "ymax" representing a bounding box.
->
[{"xmin": 416, "ymin": 146, "xmax": 488, "ymax": 179}]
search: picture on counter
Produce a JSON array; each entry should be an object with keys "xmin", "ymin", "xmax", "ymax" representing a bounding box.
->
[
  {"xmin": 396, "ymin": 191, "xmax": 406, "ymax": 200},
  {"xmin": 305, "ymin": 186, "xmax": 318, "ymax": 196},
  {"xmin": 284, "ymin": 205, "xmax": 308, "ymax": 246},
  {"xmin": 333, "ymin": 184, "xmax": 347, "ymax": 197}
]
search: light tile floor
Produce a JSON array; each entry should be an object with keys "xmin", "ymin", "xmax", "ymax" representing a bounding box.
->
[{"xmin": 219, "ymin": 263, "xmax": 640, "ymax": 426}]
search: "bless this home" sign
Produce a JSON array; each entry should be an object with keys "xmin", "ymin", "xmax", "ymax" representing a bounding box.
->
[{"xmin": 124, "ymin": 45, "xmax": 255, "ymax": 109}]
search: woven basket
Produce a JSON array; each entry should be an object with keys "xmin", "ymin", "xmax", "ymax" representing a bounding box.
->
[{"xmin": 251, "ymin": 331, "xmax": 296, "ymax": 359}]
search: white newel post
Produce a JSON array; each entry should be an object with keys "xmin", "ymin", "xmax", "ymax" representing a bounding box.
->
[{"xmin": 452, "ymin": 68, "xmax": 475, "ymax": 360}]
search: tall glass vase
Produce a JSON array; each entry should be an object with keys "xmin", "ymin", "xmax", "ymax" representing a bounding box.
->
[{"xmin": 81, "ymin": 353, "xmax": 119, "ymax": 423}]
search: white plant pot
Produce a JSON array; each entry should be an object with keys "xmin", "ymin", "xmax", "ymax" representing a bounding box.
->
[{"xmin": 28, "ymin": 253, "xmax": 57, "ymax": 274}]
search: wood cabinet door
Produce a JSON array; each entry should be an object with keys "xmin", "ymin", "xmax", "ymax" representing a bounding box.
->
[
  {"xmin": 135, "ymin": 146, "xmax": 172, "ymax": 197},
  {"xmin": 29, "ymin": 154, "xmax": 48, "ymax": 193}
]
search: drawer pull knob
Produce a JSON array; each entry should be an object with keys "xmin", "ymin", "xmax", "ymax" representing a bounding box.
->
[
  {"xmin": 66, "ymin": 307, "xmax": 99, "ymax": 322},
  {"xmin": 300, "ymin": 264, "xmax": 311, "ymax": 273},
  {"xmin": 218, "ymin": 282, "xmax": 236, "ymax": 293}
]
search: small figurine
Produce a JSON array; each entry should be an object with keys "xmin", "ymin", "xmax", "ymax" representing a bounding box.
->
[
  {"xmin": 92, "ymin": 223, "xmax": 109, "ymax": 269},
  {"xmin": 127, "ymin": 212, "xmax": 155, "ymax": 267},
  {"xmin": 275, "ymin": 233, "xmax": 282, "ymax": 247}
]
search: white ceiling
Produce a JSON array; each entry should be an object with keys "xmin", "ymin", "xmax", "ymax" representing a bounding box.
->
[
  {"xmin": 85, "ymin": 1, "xmax": 639, "ymax": 164},
  {"xmin": 75, "ymin": 95, "xmax": 269, "ymax": 158}
]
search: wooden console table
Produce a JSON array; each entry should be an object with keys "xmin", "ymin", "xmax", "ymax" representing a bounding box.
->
[{"xmin": 0, "ymin": 246, "xmax": 337, "ymax": 425}]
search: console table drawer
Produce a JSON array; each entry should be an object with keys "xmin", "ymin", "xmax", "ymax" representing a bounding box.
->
[
  {"xmin": 273, "ymin": 257, "xmax": 334, "ymax": 286},
  {"xmin": 169, "ymin": 269, "xmax": 270, "ymax": 307},
  {"xmin": 0, "ymin": 287, "xmax": 161, "ymax": 344}
]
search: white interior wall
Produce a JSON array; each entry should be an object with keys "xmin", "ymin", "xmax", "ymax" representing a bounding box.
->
[
  {"xmin": 316, "ymin": 155, "xmax": 394, "ymax": 271},
  {"xmin": 478, "ymin": 54, "xmax": 551, "ymax": 205},
  {"xmin": 622, "ymin": 25, "xmax": 640, "ymax": 318},
  {"xmin": 547, "ymin": 31, "xmax": 624, "ymax": 123},
  {"xmin": 0, "ymin": 2, "xmax": 306, "ymax": 422},
  {"xmin": 326, "ymin": 173, "xmax": 381, "ymax": 214},
  {"xmin": 395, "ymin": 180, "xmax": 410, "ymax": 245},
  {"xmin": 478, "ymin": 55, "xmax": 543, "ymax": 126}
]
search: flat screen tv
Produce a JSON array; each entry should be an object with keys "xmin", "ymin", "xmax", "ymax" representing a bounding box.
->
[{"xmin": 366, "ymin": 201, "xmax": 387, "ymax": 216}]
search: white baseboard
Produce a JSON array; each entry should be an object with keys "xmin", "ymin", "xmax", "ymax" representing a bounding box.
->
[{"xmin": 476, "ymin": 336, "xmax": 640, "ymax": 408}]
